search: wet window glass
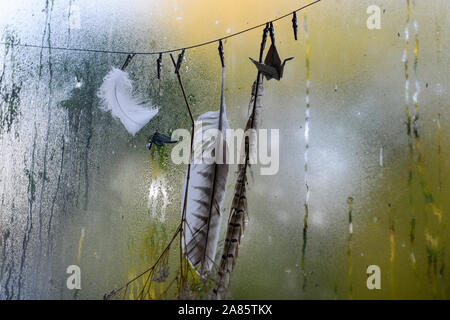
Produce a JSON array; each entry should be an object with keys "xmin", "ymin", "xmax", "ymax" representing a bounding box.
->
[{"xmin": 0, "ymin": 0, "xmax": 448, "ymax": 299}]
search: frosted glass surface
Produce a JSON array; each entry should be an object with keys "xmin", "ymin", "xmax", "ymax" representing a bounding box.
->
[{"xmin": 0, "ymin": 0, "xmax": 449, "ymax": 299}]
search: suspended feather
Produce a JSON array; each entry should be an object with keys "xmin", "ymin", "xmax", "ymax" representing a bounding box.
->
[
  {"xmin": 214, "ymin": 73, "xmax": 265, "ymax": 298},
  {"xmin": 181, "ymin": 66, "xmax": 230, "ymax": 275},
  {"xmin": 97, "ymin": 68, "xmax": 159, "ymax": 136},
  {"xmin": 246, "ymin": 76, "xmax": 265, "ymax": 131}
]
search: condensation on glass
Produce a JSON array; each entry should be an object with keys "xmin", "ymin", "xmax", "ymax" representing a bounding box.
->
[{"xmin": 0, "ymin": 0, "xmax": 449, "ymax": 299}]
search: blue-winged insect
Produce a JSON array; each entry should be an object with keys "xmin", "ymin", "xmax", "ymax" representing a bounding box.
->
[{"xmin": 146, "ymin": 131, "xmax": 178, "ymax": 150}]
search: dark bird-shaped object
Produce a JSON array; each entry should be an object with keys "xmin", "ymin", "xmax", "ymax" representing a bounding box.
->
[
  {"xmin": 249, "ymin": 43, "xmax": 294, "ymax": 81},
  {"xmin": 146, "ymin": 130, "xmax": 177, "ymax": 150}
]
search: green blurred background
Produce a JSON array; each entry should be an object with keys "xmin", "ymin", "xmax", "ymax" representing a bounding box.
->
[{"xmin": 0, "ymin": 0, "xmax": 448, "ymax": 299}]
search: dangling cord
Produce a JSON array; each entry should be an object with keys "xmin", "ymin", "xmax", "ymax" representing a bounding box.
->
[
  {"xmin": 258, "ymin": 23, "xmax": 269, "ymax": 63},
  {"xmin": 218, "ymin": 39, "xmax": 225, "ymax": 124},
  {"xmin": 214, "ymin": 25, "xmax": 269, "ymax": 297},
  {"xmin": 170, "ymin": 50, "xmax": 194, "ymax": 294},
  {"xmin": 292, "ymin": 12, "xmax": 299, "ymax": 40},
  {"xmin": 250, "ymin": 23, "xmax": 268, "ymax": 146},
  {"xmin": 268, "ymin": 22, "xmax": 275, "ymax": 45},
  {"xmin": 121, "ymin": 53, "xmax": 135, "ymax": 70},
  {"xmin": 157, "ymin": 53, "xmax": 162, "ymax": 107},
  {"xmin": 200, "ymin": 40, "xmax": 226, "ymax": 276}
]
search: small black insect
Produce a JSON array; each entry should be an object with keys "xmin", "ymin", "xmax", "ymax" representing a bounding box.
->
[{"xmin": 146, "ymin": 131, "xmax": 178, "ymax": 150}]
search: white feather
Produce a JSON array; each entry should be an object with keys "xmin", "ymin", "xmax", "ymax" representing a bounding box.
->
[
  {"xmin": 97, "ymin": 68, "xmax": 159, "ymax": 136},
  {"xmin": 181, "ymin": 68, "xmax": 230, "ymax": 275},
  {"xmin": 181, "ymin": 105, "xmax": 229, "ymax": 275}
]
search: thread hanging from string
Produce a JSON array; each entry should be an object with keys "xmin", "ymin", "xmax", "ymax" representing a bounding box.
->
[
  {"xmin": 175, "ymin": 49, "xmax": 185, "ymax": 74},
  {"xmin": 292, "ymin": 12, "xmax": 298, "ymax": 40},
  {"xmin": 269, "ymin": 22, "xmax": 275, "ymax": 44},
  {"xmin": 156, "ymin": 53, "xmax": 162, "ymax": 79},
  {"xmin": 157, "ymin": 53, "xmax": 163, "ymax": 106},
  {"xmin": 218, "ymin": 39, "xmax": 225, "ymax": 68},
  {"xmin": 121, "ymin": 53, "xmax": 136, "ymax": 70}
]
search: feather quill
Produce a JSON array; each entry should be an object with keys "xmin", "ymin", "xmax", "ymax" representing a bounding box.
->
[
  {"xmin": 181, "ymin": 67, "xmax": 230, "ymax": 275},
  {"xmin": 97, "ymin": 68, "xmax": 159, "ymax": 136},
  {"xmin": 214, "ymin": 75, "xmax": 264, "ymax": 298}
]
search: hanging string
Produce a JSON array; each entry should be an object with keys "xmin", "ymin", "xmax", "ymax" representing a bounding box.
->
[
  {"xmin": 156, "ymin": 53, "xmax": 163, "ymax": 106},
  {"xmin": 259, "ymin": 23, "xmax": 269, "ymax": 62},
  {"xmin": 174, "ymin": 49, "xmax": 185, "ymax": 74},
  {"xmin": 199, "ymin": 39, "xmax": 227, "ymax": 276},
  {"xmin": 0, "ymin": 1, "xmax": 321, "ymax": 56},
  {"xmin": 218, "ymin": 39, "xmax": 224, "ymax": 68},
  {"xmin": 120, "ymin": 53, "xmax": 135, "ymax": 70},
  {"xmin": 156, "ymin": 53, "xmax": 162, "ymax": 79},
  {"xmin": 269, "ymin": 22, "xmax": 275, "ymax": 44},
  {"xmin": 292, "ymin": 12, "xmax": 298, "ymax": 40}
]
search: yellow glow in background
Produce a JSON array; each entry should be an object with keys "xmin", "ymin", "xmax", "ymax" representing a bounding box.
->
[{"xmin": 0, "ymin": 0, "xmax": 449, "ymax": 300}]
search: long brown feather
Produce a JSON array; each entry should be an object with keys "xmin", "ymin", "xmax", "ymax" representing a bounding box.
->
[{"xmin": 213, "ymin": 76, "xmax": 264, "ymax": 298}]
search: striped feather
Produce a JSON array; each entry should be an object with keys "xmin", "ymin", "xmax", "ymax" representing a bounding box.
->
[
  {"xmin": 181, "ymin": 67, "xmax": 229, "ymax": 275},
  {"xmin": 214, "ymin": 76, "xmax": 264, "ymax": 297}
]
